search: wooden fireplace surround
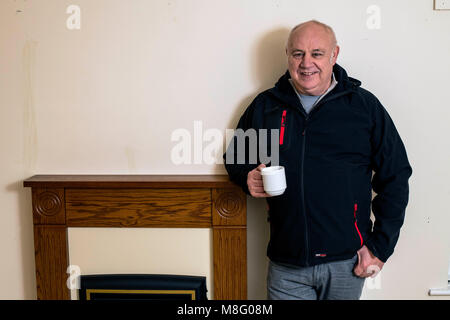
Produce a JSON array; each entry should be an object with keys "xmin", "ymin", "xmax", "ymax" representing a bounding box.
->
[{"xmin": 23, "ymin": 175, "xmax": 247, "ymax": 300}]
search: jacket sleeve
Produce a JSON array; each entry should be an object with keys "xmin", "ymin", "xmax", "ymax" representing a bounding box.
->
[
  {"xmin": 223, "ymin": 99, "xmax": 261, "ymax": 195},
  {"xmin": 364, "ymin": 96, "xmax": 412, "ymax": 263}
]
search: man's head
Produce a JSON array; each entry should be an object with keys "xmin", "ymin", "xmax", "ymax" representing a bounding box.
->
[{"xmin": 286, "ymin": 20, "xmax": 339, "ymax": 96}]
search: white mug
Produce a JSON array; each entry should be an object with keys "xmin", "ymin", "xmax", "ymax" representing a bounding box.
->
[{"xmin": 261, "ymin": 166, "xmax": 287, "ymax": 196}]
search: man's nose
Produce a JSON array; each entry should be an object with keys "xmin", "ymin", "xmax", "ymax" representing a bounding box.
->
[{"xmin": 300, "ymin": 54, "xmax": 313, "ymax": 68}]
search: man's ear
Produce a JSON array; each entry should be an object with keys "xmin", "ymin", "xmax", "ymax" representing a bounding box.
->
[{"xmin": 330, "ymin": 45, "xmax": 340, "ymax": 64}]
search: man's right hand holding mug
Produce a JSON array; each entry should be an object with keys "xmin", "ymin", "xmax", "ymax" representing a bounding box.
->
[{"xmin": 247, "ymin": 164, "xmax": 270, "ymax": 198}]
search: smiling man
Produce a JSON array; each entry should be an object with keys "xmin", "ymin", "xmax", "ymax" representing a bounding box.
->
[{"xmin": 224, "ymin": 20, "xmax": 412, "ymax": 300}]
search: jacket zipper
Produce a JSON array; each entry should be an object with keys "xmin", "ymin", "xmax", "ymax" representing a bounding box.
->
[
  {"xmin": 279, "ymin": 110, "xmax": 287, "ymax": 145},
  {"xmin": 300, "ymin": 116, "xmax": 310, "ymax": 265},
  {"xmin": 354, "ymin": 203, "xmax": 363, "ymax": 247}
]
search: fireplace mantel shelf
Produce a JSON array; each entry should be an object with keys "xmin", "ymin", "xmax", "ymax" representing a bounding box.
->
[
  {"xmin": 23, "ymin": 174, "xmax": 233, "ymax": 188},
  {"xmin": 24, "ymin": 174, "xmax": 247, "ymax": 300}
]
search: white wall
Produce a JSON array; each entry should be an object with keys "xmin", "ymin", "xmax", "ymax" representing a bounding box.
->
[{"xmin": 1, "ymin": 0, "xmax": 449, "ymax": 299}]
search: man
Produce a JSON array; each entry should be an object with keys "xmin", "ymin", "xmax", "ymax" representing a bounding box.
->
[{"xmin": 223, "ymin": 20, "xmax": 412, "ymax": 300}]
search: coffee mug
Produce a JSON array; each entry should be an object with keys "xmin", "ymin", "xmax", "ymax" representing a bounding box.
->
[{"xmin": 261, "ymin": 166, "xmax": 287, "ymax": 196}]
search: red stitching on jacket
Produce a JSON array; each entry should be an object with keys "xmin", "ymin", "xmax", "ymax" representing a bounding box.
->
[{"xmin": 354, "ymin": 203, "xmax": 364, "ymax": 247}]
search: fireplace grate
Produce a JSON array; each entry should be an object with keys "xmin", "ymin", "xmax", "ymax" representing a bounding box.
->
[{"xmin": 78, "ymin": 274, "xmax": 207, "ymax": 300}]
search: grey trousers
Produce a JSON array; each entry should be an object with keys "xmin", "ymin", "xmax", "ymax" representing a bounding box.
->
[{"xmin": 267, "ymin": 254, "xmax": 365, "ymax": 300}]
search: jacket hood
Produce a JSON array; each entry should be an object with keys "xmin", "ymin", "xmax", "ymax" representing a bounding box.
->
[{"xmin": 268, "ymin": 63, "xmax": 361, "ymax": 108}]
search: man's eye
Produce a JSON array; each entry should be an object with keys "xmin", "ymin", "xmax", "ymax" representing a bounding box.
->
[
  {"xmin": 293, "ymin": 53, "xmax": 303, "ymax": 58},
  {"xmin": 312, "ymin": 53, "xmax": 323, "ymax": 57}
]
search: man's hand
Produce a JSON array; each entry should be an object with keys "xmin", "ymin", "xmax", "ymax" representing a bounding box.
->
[
  {"xmin": 353, "ymin": 245, "xmax": 384, "ymax": 278},
  {"xmin": 247, "ymin": 164, "xmax": 270, "ymax": 198}
]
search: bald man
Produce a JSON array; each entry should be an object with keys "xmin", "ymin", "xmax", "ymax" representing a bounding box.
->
[{"xmin": 224, "ymin": 20, "xmax": 412, "ymax": 300}]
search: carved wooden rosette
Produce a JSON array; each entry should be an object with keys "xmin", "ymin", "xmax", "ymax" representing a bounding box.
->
[
  {"xmin": 24, "ymin": 175, "xmax": 247, "ymax": 300},
  {"xmin": 32, "ymin": 188, "xmax": 65, "ymax": 224}
]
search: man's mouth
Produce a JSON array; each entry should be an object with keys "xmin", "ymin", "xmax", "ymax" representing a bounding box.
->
[{"xmin": 300, "ymin": 71, "xmax": 319, "ymax": 76}]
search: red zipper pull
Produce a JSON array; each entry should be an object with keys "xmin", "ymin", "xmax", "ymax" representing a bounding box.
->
[{"xmin": 279, "ymin": 110, "xmax": 287, "ymax": 145}]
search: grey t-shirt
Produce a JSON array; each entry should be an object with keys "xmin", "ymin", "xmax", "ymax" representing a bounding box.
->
[{"xmin": 298, "ymin": 94, "xmax": 320, "ymax": 114}]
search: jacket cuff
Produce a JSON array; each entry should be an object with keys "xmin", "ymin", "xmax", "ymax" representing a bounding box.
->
[
  {"xmin": 231, "ymin": 168, "xmax": 251, "ymax": 196},
  {"xmin": 364, "ymin": 236, "xmax": 388, "ymax": 263}
]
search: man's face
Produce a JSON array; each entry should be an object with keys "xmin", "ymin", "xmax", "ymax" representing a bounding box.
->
[{"xmin": 286, "ymin": 24, "xmax": 339, "ymax": 96}]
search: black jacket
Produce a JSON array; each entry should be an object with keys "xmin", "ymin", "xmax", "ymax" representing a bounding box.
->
[{"xmin": 224, "ymin": 64, "xmax": 412, "ymax": 266}]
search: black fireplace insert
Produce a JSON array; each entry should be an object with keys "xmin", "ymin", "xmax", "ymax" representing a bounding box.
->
[{"xmin": 78, "ymin": 274, "xmax": 208, "ymax": 300}]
